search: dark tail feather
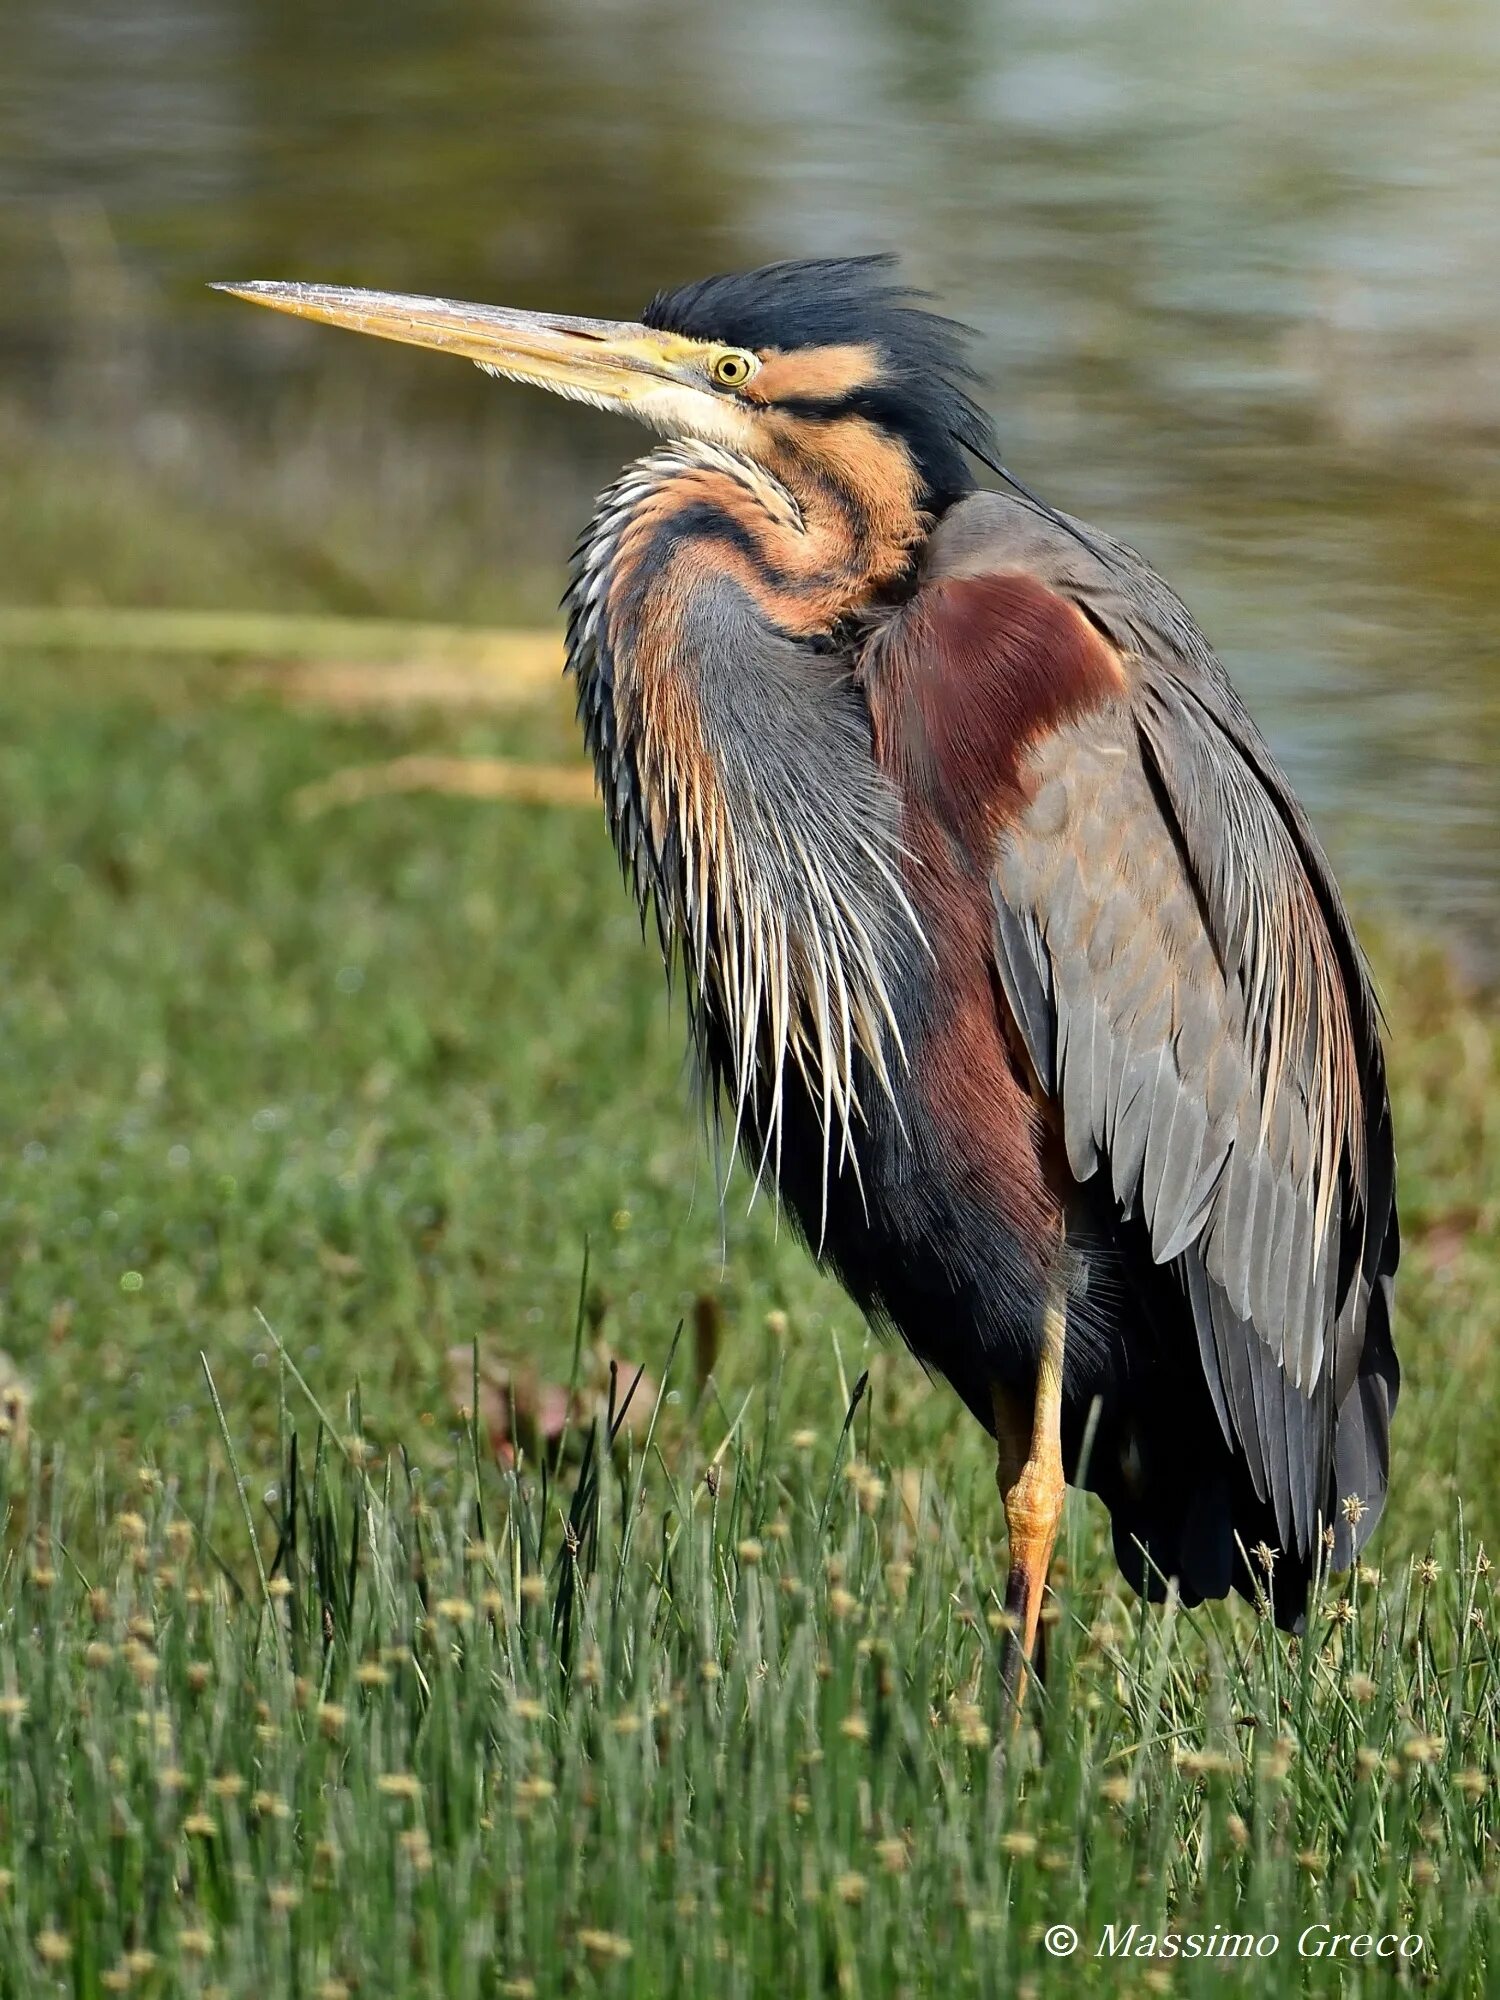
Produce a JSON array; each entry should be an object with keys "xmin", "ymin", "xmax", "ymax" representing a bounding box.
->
[
  {"xmin": 1328, "ymin": 1258, "xmax": 1399, "ymax": 1571},
  {"xmin": 1085, "ymin": 1282, "xmax": 1397, "ymax": 1634}
]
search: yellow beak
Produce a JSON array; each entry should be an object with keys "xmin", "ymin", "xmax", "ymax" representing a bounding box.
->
[{"xmin": 213, "ymin": 281, "xmax": 710, "ymax": 416}]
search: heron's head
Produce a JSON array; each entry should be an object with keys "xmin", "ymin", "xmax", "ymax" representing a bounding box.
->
[{"xmin": 216, "ymin": 256, "xmax": 998, "ymax": 514}]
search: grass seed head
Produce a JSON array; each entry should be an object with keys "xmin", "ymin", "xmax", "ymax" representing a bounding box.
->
[
  {"xmin": 1258, "ymin": 1738, "xmax": 1295, "ymax": 1783},
  {"xmin": 579, "ymin": 1929, "xmax": 632, "ymax": 1962},
  {"xmin": 1175, "ymin": 1749, "xmax": 1235, "ymax": 1777},
  {"xmin": 36, "ymin": 1929, "xmax": 72, "ymax": 1965},
  {"xmin": 377, "ymin": 1773, "xmax": 423, "ymax": 1801}
]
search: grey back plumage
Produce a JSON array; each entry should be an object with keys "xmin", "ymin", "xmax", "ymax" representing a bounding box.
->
[{"xmin": 933, "ymin": 492, "xmax": 1400, "ymax": 1567}]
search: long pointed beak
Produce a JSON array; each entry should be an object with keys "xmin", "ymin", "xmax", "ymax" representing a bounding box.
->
[{"xmin": 213, "ymin": 281, "xmax": 708, "ymax": 413}]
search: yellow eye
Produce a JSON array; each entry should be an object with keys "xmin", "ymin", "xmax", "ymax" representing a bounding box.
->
[{"xmin": 710, "ymin": 349, "xmax": 758, "ymax": 389}]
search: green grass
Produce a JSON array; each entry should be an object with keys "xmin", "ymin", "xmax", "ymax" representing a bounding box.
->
[{"xmin": 0, "ymin": 647, "xmax": 1497, "ymax": 1995}]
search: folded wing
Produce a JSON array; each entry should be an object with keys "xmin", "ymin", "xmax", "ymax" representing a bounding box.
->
[{"xmin": 936, "ymin": 493, "xmax": 1399, "ymax": 1564}]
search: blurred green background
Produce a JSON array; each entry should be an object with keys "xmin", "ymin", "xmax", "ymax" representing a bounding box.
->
[{"xmin": 3, "ymin": 0, "xmax": 1499, "ymax": 965}]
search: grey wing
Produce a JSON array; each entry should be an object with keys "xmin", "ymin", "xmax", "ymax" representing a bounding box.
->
[
  {"xmin": 992, "ymin": 676, "xmax": 1397, "ymax": 1562},
  {"xmin": 921, "ymin": 487, "xmax": 1398, "ymax": 1564}
]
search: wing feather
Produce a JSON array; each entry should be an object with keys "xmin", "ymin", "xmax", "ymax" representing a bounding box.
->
[
  {"xmin": 992, "ymin": 897, "xmax": 1054, "ymax": 1093},
  {"xmin": 909, "ymin": 489, "xmax": 1398, "ymax": 1571},
  {"xmin": 982, "ymin": 629, "xmax": 1392, "ymax": 1560},
  {"xmin": 993, "ymin": 715, "xmax": 1356, "ymax": 1547}
]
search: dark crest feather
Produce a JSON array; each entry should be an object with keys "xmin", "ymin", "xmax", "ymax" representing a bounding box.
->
[{"xmin": 643, "ymin": 256, "xmax": 998, "ymax": 504}]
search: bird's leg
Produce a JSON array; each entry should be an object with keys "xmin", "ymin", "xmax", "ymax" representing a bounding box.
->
[{"xmin": 993, "ymin": 1292, "xmax": 1067, "ymax": 1718}]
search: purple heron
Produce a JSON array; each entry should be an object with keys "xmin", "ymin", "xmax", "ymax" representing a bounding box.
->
[{"xmin": 219, "ymin": 258, "xmax": 1399, "ymax": 1704}]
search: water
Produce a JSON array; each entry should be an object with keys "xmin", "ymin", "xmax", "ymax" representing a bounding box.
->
[{"xmin": 2, "ymin": 0, "xmax": 1497, "ymax": 968}]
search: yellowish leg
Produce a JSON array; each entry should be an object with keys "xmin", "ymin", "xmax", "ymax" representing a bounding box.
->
[{"xmin": 993, "ymin": 1293, "xmax": 1067, "ymax": 1719}]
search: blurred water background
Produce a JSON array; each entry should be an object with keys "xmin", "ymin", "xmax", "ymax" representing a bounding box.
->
[{"xmin": 1, "ymin": 0, "xmax": 1497, "ymax": 971}]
